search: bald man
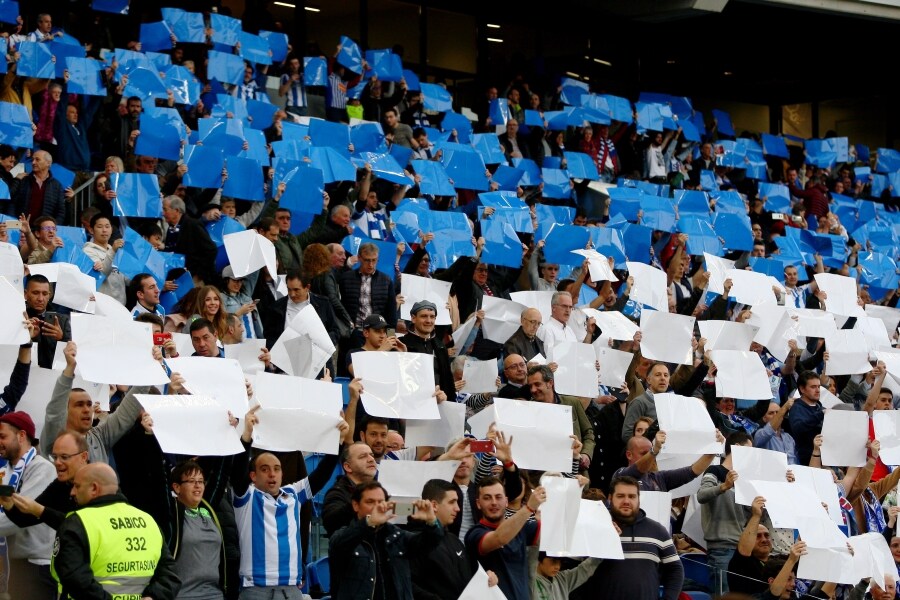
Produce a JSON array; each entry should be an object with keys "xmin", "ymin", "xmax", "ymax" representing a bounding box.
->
[
  {"xmin": 13, "ymin": 150, "xmax": 68, "ymax": 223},
  {"xmin": 498, "ymin": 354, "xmax": 532, "ymax": 400},
  {"xmin": 503, "ymin": 308, "xmax": 546, "ymax": 362},
  {"xmin": 613, "ymin": 430, "xmax": 723, "ymax": 493},
  {"xmin": 52, "ymin": 463, "xmax": 181, "ymax": 599}
]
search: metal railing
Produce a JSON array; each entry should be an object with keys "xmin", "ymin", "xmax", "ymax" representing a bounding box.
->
[{"xmin": 71, "ymin": 172, "xmax": 97, "ymax": 226}]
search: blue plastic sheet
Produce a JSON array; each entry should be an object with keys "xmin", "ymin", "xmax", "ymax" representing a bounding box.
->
[
  {"xmin": 480, "ymin": 220, "xmax": 522, "ymax": 268},
  {"xmin": 563, "ymin": 152, "xmax": 599, "ymax": 181},
  {"xmin": 183, "ymin": 145, "xmax": 225, "ymax": 188},
  {"xmin": 110, "ymin": 173, "xmax": 161, "ymax": 218},
  {"xmin": 139, "ymin": 22, "xmax": 174, "ymax": 52},
  {"xmin": 441, "ymin": 148, "xmax": 488, "ymax": 191},
  {"xmin": 674, "ymin": 190, "xmax": 710, "ymax": 216},
  {"xmin": 309, "ymin": 147, "xmax": 357, "ymax": 183},
  {"xmin": 407, "ymin": 160, "xmax": 451, "ymax": 196},
  {"xmin": 309, "ymin": 119, "xmax": 351, "ymax": 156},
  {"xmin": 471, "ymin": 134, "xmax": 506, "ymax": 165},
  {"xmin": 210, "ymin": 13, "xmax": 241, "ymax": 46},
  {"xmin": 712, "ymin": 109, "xmax": 734, "ymax": 136},
  {"xmin": 680, "ymin": 120, "xmax": 701, "ymax": 143},
  {"xmin": 50, "ymin": 164, "xmax": 75, "ymax": 189},
  {"xmin": 122, "ymin": 67, "xmax": 168, "ymax": 102},
  {"xmin": 420, "ymin": 83, "xmax": 453, "ymax": 113},
  {"xmin": 350, "ymin": 122, "xmax": 386, "ymax": 154},
  {"xmin": 0, "ymin": 101, "xmax": 32, "ymax": 148},
  {"xmin": 160, "ymin": 8, "xmax": 205, "ymax": 43},
  {"xmin": 165, "ymin": 65, "xmax": 201, "ymax": 106},
  {"xmin": 17, "ymin": 42, "xmax": 54, "ymax": 79},
  {"xmin": 639, "ymin": 196, "xmax": 677, "ymax": 232},
  {"xmin": 858, "ymin": 252, "xmax": 900, "ymax": 292},
  {"xmin": 441, "ymin": 112, "xmax": 473, "ymax": 144},
  {"xmin": 92, "ymin": 0, "xmax": 128, "ymax": 14},
  {"xmin": 601, "ymin": 95, "xmax": 632, "ymax": 124},
  {"xmin": 876, "ymin": 148, "xmax": 900, "ymax": 174},
  {"xmin": 478, "ymin": 191, "xmax": 527, "ymax": 211},
  {"xmin": 523, "ymin": 110, "xmax": 544, "ymax": 128},
  {"xmin": 214, "ymin": 94, "xmax": 249, "ymax": 121},
  {"xmin": 542, "ymin": 224, "xmax": 590, "ymax": 266},
  {"xmin": 480, "ymin": 208, "xmax": 532, "ymax": 234},
  {"xmin": 635, "ymin": 102, "xmax": 663, "ymax": 133},
  {"xmin": 63, "ymin": 57, "xmax": 104, "ymax": 97},
  {"xmin": 238, "ymin": 127, "xmax": 269, "ymax": 166},
  {"xmin": 134, "ymin": 114, "xmax": 184, "ymax": 161},
  {"xmin": 402, "ymin": 69, "xmax": 420, "ymax": 91},
  {"xmin": 855, "ymin": 166, "xmax": 871, "ymax": 184},
  {"xmin": 281, "ymin": 165, "xmax": 324, "ymax": 214},
  {"xmin": 589, "ymin": 227, "xmax": 627, "ymax": 268},
  {"xmin": 0, "ymin": 1, "xmax": 17, "ymax": 25},
  {"xmin": 247, "ymin": 99, "xmax": 278, "ymax": 130},
  {"xmin": 337, "ymin": 36, "xmax": 363, "ymax": 73},
  {"xmin": 512, "ymin": 158, "xmax": 541, "ymax": 187},
  {"xmin": 760, "ymin": 133, "xmax": 789, "ymax": 158},
  {"xmin": 303, "ymin": 57, "xmax": 327, "ymax": 86},
  {"xmin": 159, "ymin": 270, "xmax": 194, "ymax": 313},
  {"xmin": 49, "ymin": 41, "xmax": 85, "ymax": 78},
  {"xmin": 260, "ymin": 31, "xmax": 288, "ymax": 63},
  {"xmin": 699, "ymin": 170, "xmax": 718, "ymax": 192},
  {"xmin": 607, "ymin": 187, "xmax": 643, "ymax": 222},
  {"xmin": 804, "ymin": 139, "xmax": 837, "ymax": 169},
  {"xmin": 872, "ymin": 174, "xmax": 889, "ymax": 198},
  {"xmin": 208, "ymin": 50, "xmax": 245, "ymax": 86},
  {"xmin": 491, "ymin": 165, "xmax": 524, "ymax": 191},
  {"xmin": 489, "ymin": 99, "xmax": 509, "ymax": 126},
  {"xmin": 199, "ymin": 117, "xmax": 246, "ymax": 157},
  {"xmin": 758, "ymin": 182, "xmax": 791, "ymax": 214},
  {"xmin": 358, "ymin": 152, "xmax": 412, "ymax": 186},
  {"xmin": 146, "ymin": 51, "xmax": 171, "ymax": 72},
  {"xmin": 364, "ymin": 49, "xmax": 402, "ymax": 82},
  {"xmin": 222, "ymin": 157, "xmax": 265, "ymax": 201},
  {"xmin": 534, "ymin": 204, "xmax": 574, "ymax": 241},
  {"xmin": 238, "ymin": 32, "xmax": 272, "ymax": 65},
  {"xmin": 113, "ymin": 227, "xmax": 167, "ymax": 286},
  {"xmin": 714, "ymin": 212, "xmax": 753, "ymax": 251},
  {"xmin": 609, "ymin": 221, "xmax": 652, "ymax": 263},
  {"xmin": 540, "ymin": 169, "xmax": 570, "ymax": 200},
  {"xmin": 710, "ymin": 191, "xmax": 745, "ymax": 215},
  {"xmin": 678, "ymin": 219, "xmax": 723, "ymax": 256},
  {"xmin": 206, "ymin": 216, "xmax": 245, "ymax": 248},
  {"xmin": 635, "ymin": 180, "xmax": 669, "ymax": 198},
  {"xmin": 424, "ymin": 212, "xmax": 475, "ymax": 269}
]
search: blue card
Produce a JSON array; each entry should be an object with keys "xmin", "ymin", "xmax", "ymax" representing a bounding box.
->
[
  {"xmin": 0, "ymin": 38, "xmax": 5, "ymax": 74},
  {"xmin": 489, "ymin": 98, "xmax": 509, "ymax": 126},
  {"xmin": 635, "ymin": 102, "xmax": 663, "ymax": 133},
  {"xmin": 480, "ymin": 220, "xmax": 522, "ymax": 268},
  {"xmin": 183, "ymin": 145, "xmax": 225, "ymax": 189},
  {"xmin": 441, "ymin": 111, "xmax": 473, "ymax": 144},
  {"xmin": 534, "ymin": 204, "xmax": 573, "ymax": 240},
  {"xmin": 402, "ymin": 69, "xmax": 420, "ymax": 91},
  {"xmin": 563, "ymin": 152, "xmax": 599, "ymax": 181},
  {"xmin": 17, "ymin": 42, "xmax": 55, "ymax": 79},
  {"xmin": 601, "ymin": 95, "xmax": 633, "ymax": 124},
  {"xmin": 607, "ymin": 187, "xmax": 643, "ymax": 222},
  {"xmin": 0, "ymin": 1, "xmax": 17, "ymax": 24},
  {"xmin": 680, "ymin": 120, "xmax": 701, "ymax": 143},
  {"xmin": 871, "ymin": 174, "xmax": 888, "ymax": 198},
  {"xmin": 635, "ymin": 180, "xmax": 668, "ymax": 198},
  {"xmin": 804, "ymin": 139, "xmax": 837, "ymax": 169},
  {"xmin": 858, "ymin": 252, "xmax": 900, "ymax": 292},
  {"xmin": 854, "ymin": 166, "xmax": 871, "ymax": 184},
  {"xmin": 146, "ymin": 51, "xmax": 172, "ymax": 72},
  {"xmin": 350, "ymin": 122, "xmax": 386, "ymax": 154},
  {"xmin": 49, "ymin": 41, "xmax": 85, "ymax": 78},
  {"xmin": 639, "ymin": 196, "xmax": 677, "ymax": 232},
  {"xmin": 337, "ymin": 36, "xmax": 363, "ymax": 73},
  {"xmin": 222, "ymin": 157, "xmax": 265, "ymax": 201},
  {"xmin": 889, "ymin": 172, "xmax": 900, "ymax": 197},
  {"xmin": 609, "ymin": 221, "xmax": 652, "ymax": 263},
  {"xmin": 542, "ymin": 224, "xmax": 590, "ymax": 266},
  {"xmin": 441, "ymin": 148, "xmax": 489, "ymax": 191},
  {"xmin": 122, "ymin": 67, "xmax": 168, "ymax": 102},
  {"xmin": 876, "ymin": 148, "xmax": 900, "ymax": 174},
  {"xmin": 479, "ymin": 191, "xmax": 527, "ymax": 210},
  {"xmin": 238, "ymin": 32, "xmax": 272, "ymax": 65},
  {"xmin": 50, "ymin": 164, "xmax": 75, "ymax": 189},
  {"xmin": 238, "ymin": 127, "xmax": 270, "ymax": 167},
  {"xmin": 512, "ymin": 158, "xmax": 541, "ymax": 187},
  {"xmin": 712, "ymin": 109, "xmax": 735, "ymax": 136},
  {"xmin": 159, "ymin": 270, "xmax": 194, "ymax": 313},
  {"xmin": 524, "ymin": 110, "xmax": 544, "ymax": 128},
  {"xmin": 65, "ymin": 57, "xmax": 105, "ymax": 97},
  {"xmin": 134, "ymin": 114, "xmax": 184, "ymax": 161},
  {"xmin": 281, "ymin": 164, "xmax": 324, "ymax": 214},
  {"xmin": 711, "ymin": 190, "xmax": 745, "ymax": 215},
  {"xmin": 207, "ymin": 50, "xmax": 245, "ymax": 86},
  {"xmin": 480, "ymin": 207, "xmax": 533, "ymax": 234},
  {"xmin": 206, "ymin": 216, "xmax": 245, "ymax": 247},
  {"xmin": 541, "ymin": 169, "xmax": 572, "ymax": 200},
  {"xmin": 674, "ymin": 189, "xmax": 710, "ymax": 216},
  {"xmin": 589, "ymin": 227, "xmax": 627, "ymax": 268},
  {"xmin": 357, "ymin": 152, "xmax": 412, "ymax": 186},
  {"xmin": 424, "ymin": 212, "xmax": 476, "ymax": 269},
  {"xmin": 247, "ymin": 99, "xmax": 278, "ymax": 130},
  {"xmin": 491, "ymin": 165, "xmax": 524, "ymax": 191},
  {"xmin": 364, "ymin": 49, "xmax": 402, "ymax": 82},
  {"xmin": 199, "ymin": 117, "xmax": 246, "ymax": 156},
  {"xmin": 679, "ymin": 219, "xmax": 723, "ymax": 256},
  {"xmin": 303, "ymin": 57, "xmax": 327, "ymax": 86},
  {"xmin": 260, "ymin": 31, "xmax": 288, "ymax": 63},
  {"xmin": 139, "ymin": 22, "xmax": 174, "ymax": 52},
  {"xmin": 0, "ymin": 101, "xmax": 32, "ymax": 147},
  {"xmin": 0, "ymin": 179, "xmax": 8, "ymax": 200},
  {"xmin": 471, "ymin": 133, "xmax": 507, "ymax": 165},
  {"xmin": 542, "ymin": 110, "xmax": 570, "ymax": 131},
  {"xmin": 309, "ymin": 119, "xmax": 351, "ymax": 156},
  {"xmin": 92, "ymin": 0, "xmax": 128, "ymax": 14},
  {"xmin": 160, "ymin": 8, "xmax": 205, "ymax": 44},
  {"xmin": 699, "ymin": 170, "xmax": 718, "ymax": 192},
  {"xmin": 761, "ymin": 133, "xmax": 789, "ymax": 158},
  {"xmin": 309, "ymin": 147, "xmax": 357, "ymax": 183},
  {"xmin": 111, "ymin": 173, "xmax": 161, "ymax": 218},
  {"xmin": 210, "ymin": 13, "xmax": 241, "ymax": 46},
  {"xmin": 856, "ymin": 145, "xmax": 870, "ymax": 163},
  {"xmin": 411, "ymin": 160, "xmax": 455, "ymax": 196},
  {"xmin": 420, "ymin": 83, "xmax": 453, "ymax": 113},
  {"xmin": 758, "ymin": 182, "xmax": 791, "ymax": 213},
  {"xmin": 113, "ymin": 227, "xmax": 167, "ymax": 286}
]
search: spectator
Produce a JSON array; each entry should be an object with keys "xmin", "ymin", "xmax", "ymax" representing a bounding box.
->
[
  {"xmin": 788, "ymin": 371, "xmax": 825, "ymax": 466},
  {"xmin": 497, "ymin": 354, "xmax": 532, "ymax": 400},
  {"xmin": 278, "ymin": 55, "xmax": 308, "ymax": 118},
  {"xmin": 542, "ymin": 291, "xmax": 596, "ymax": 347},
  {"xmin": 304, "ymin": 243, "xmax": 353, "ymax": 340},
  {"xmin": 399, "ymin": 301, "xmax": 455, "ymax": 401},
  {"xmin": 322, "ymin": 440, "xmax": 377, "ymax": 536},
  {"xmin": 503, "ymin": 308, "xmax": 546, "ymax": 362},
  {"xmin": 24, "ymin": 273, "xmax": 70, "ymax": 369},
  {"xmin": 498, "ymin": 119, "xmax": 529, "ymax": 160},
  {"xmin": 12, "ymin": 151, "xmax": 69, "ymax": 224},
  {"xmin": 754, "ymin": 399, "xmax": 797, "ymax": 464},
  {"xmin": 262, "ymin": 270, "xmax": 339, "ymax": 352},
  {"xmin": 339, "ymin": 242, "xmax": 398, "ymax": 340},
  {"xmin": 221, "ymin": 266, "xmax": 263, "ymax": 340},
  {"xmin": 128, "ymin": 273, "xmax": 165, "ymax": 319},
  {"xmin": 527, "ymin": 365, "xmax": 595, "ymax": 469},
  {"xmin": 384, "ymin": 108, "xmax": 416, "ymax": 149},
  {"xmin": 615, "ymin": 429, "xmax": 723, "ymax": 492},
  {"xmin": 727, "ymin": 495, "xmax": 774, "ymax": 595},
  {"xmin": 161, "ymin": 196, "xmax": 217, "ymax": 284}
]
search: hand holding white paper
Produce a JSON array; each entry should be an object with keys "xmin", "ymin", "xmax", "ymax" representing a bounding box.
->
[
  {"xmin": 377, "ymin": 460, "xmax": 460, "ymax": 498},
  {"xmin": 0, "ymin": 277, "xmax": 29, "ymax": 345},
  {"xmin": 594, "ymin": 345, "xmax": 632, "ymax": 389},
  {"xmin": 639, "ymin": 311, "xmax": 695, "ymax": 365},
  {"xmin": 539, "ymin": 476, "xmax": 583, "ymax": 554},
  {"xmin": 703, "ymin": 253, "xmax": 735, "ymax": 296},
  {"xmin": 747, "ymin": 479, "xmax": 831, "ymax": 529},
  {"xmin": 253, "ymin": 407, "xmax": 342, "ymax": 454},
  {"xmin": 461, "ymin": 358, "xmax": 498, "ymax": 394},
  {"xmin": 399, "ymin": 275, "xmax": 452, "ymax": 325},
  {"xmin": 224, "ymin": 340, "xmax": 266, "ymax": 374},
  {"xmin": 821, "ymin": 410, "xmax": 869, "ymax": 467},
  {"xmin": 824, "ymin": 330, "xmax": 873, "ymax": 375},
  {"xmin": 509, "ymin": 291, "xmax": 554, "ymax": 325},
  {"xmin": 698, "ymin": 320, "xmax": 758, "ymax": 352},
  {"xmin": 491, "ymin": 398, "xmax": 573, "ymax": 472},
  {"xmin": 550, "ymin": 341, "xmax": 598, "ymax": 398},
  {"xmin": 654, "ymin": 393, "xmax": 723, "ymax": 456},
  {"xmin": 164, "ymin": 356, "xmax": 249, "ymax": 414},
  {"xmin": 625, "ymin": 262, "xmax": 668, "ymax": 312},
  {"xmin": 54, "ymin": 264, "xmax": 97, "ymax": 314},
  {"xmin": 458, "ymin": 565, "xmax": 509, "ymax": 600},
  {"xmin": 873, "ymin": 411, "xmax": 900, "ymax": 466},
  {"xmin": 730, "ymin": 445, "xmax": 789, "ymax": 505},
  {"xmin": 289, "ymin": 304, "xmax": 336, "ymax": 354},
  {"xmin": 223, "ymin": 229, "xmax": 278, "ymax": 278},
  {"xmin": 571, "ymin": 249, "xmax": 617, "ymax": 282},
  {"xmin": 725, "ymin": 269, "xmax": 782, "ymax": 306},
  {"xmin": 814, "ymin": 273, "xmax": 865, "ymax": 317},
  {"xmin": 555, "ymin": 500, "xmax": 624, "ymax": 560},
  {"xmin": 709, "ymin": 350, "xmax": 773, "ymax": 400},
  {"xmin": 746, "ymin": 303, "xmax": 798, "ymax": 363},
  {"xmin": 583, "ymin": 309, "xmax": 639, "ymax": 341},
  {"xmin": 352, "ymin": 351, "xmax": 439, "ymax": 419},
  {"xmin": 481, "ymin": 296, "xmax": 527, "ymax": 344},
  {"xmin": 790, "ymin": 309, "xmax": 837, "ymax": 339},
  {"xmin": 136, "ymin": 394, "xmax": 244, "ymax": 455},
  {"xmin": 0, "ymin": 243, "xmax": 24, "ymax": 291},
  {"xmin": 451, "ymin": 315, "xmax": 477, "ymax": 349},
  {"xmin": 405, "ymin": 401, "xmax": 465, "ymax": 448},
  {"xmin": 71, "ymin": 314, "xmax": 170, "ymax": 385}
]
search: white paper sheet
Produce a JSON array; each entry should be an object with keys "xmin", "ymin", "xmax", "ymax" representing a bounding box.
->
[
  {"xmin": 93, "ymin": 291, "xmax": 134, "ymax": 321},
  {"xmin": 509, "ymin": 291, "xmax": 555, "ymax": 325},
  {"xmin": 865, "ymin": 305, "xmax": 900, "ymax": 341},
  {"xmin": 376, "ymin": 460, "xmax": 460, "ymax": 498},
  {"xmin": 583, "ymin": 309, "xmax": 639, "ymax": 342},
  {"xmin": 223, "ymin": 229, "xmax": 278, "ymax": 278},
  {"xmin": 746, "ymin": 479, "xmax": 831, "ymax": 529},
  {"xmin": 461, "ymin": 358, "xmax": 498, "ymax": 394},
  {"xmin": 709, "ymin": 350, "xmax": 773, "ymax": 400},
  {"xmin": 798, "ymin": 547, "xmax": 856, "ymax": 584},
  {"xmin": 553, "ymin": 500, "xmax": 624, "ymax": 559},
  {"xmin": 726, "ymin": 268, "xmax": 783, "ymax": 306},
  {"xmin": 594, "ymin": 345, "xmax": 632, "ymax": 389},
  {"xmin": 353, "ymin": 351, "xmax": 439, "ymax": 419},
  {"xmin": 626, "ymin": 261, "xmax": 668, "ymax": 312},
  {"xmin": 74, "ymin": 375, "xmax": 112, "ymax": 412},
  {"xmin": 703, "ymin": 253, "xmax": 736, "ymax": 296},
  {"xmin": 698, "ymin": 320, "xmax": 759, "ymax": 352},
  {"xmin": 71, "ymin": 314, "xmax": 169, "ymax": 385},
  {"xmin": 824, "ymin": 330, "xmax": 873, "ymax": 376},
  {"xmin": 13, "ymin": 365, "xmax": 63, "ymax": 439},
  {"xmin": 819, "ymin": 387, "xmax": 843, "ymax": 409},
  {"xmin": 481, "ymin": 296, "xmax": 527, "ymax": 344},
  {"xmin": 550, "ymin": 341, "xmax": 598, "ymax": 398},
  {"xmin": 54, "ymin": 264, "xmax": 97, "ymax": 313},
  {"xmin": 253, "ymin": 370, "xmax": 344, "ymax": 411},
  {"xmin": 848, "ymin": 532, "xmax": 897, "ymax": 591},
  {"xmin": 872, "ymin": 410, "xmax": 900, "ymax": 466},
  {"xmin": 25, "ymin": 263, "xmax": 60, "ymax": 281},
  {"xmin": 790, "ymin": 308, "xmax": 837, "ymax": 339},
  {"xmin": 655, "ymin": 393, "xmax": 723, "ymax": 456},
  {"xmin": 875, "ymin": 349, "xmax": 900, "ymax": 381},
  {"xmin": 451, "ymin": 315, "xmax": 477, "ymax": 349},
  {"xmin": 821, "ymin": 410, "xmax": 869, "ymax": 467},
  {"xmin": 0, "ymin": 243, "xmax": 23, "ymax": 291},
  {"xmin": 458, "ymin": 565, "xmax": 509, "ymax": 600},
  {"xmin": 290, "ymin": 304, "xmax": 336, "ymax": 354},
  {"xmin": 795, "ymin": 515, "xmax": 850, "ymax": 549},
  {"xmin": 815, "ymin": 273, "xmax": 864, "ymax": 317},
  {"xmin": 253, "ymin": 407, "xmax": 342, "ymax": 454},
  {"xmin": 639, "ymin": 311, "xmax": 695, "ymax": 365},
  {"xmin": 136, "ymin": 394, "xmax": 244, "ymax": 455},
  {"xmin": 854, "ymin": 316, "xmax": 892, "ymax": 355},
  {"xmin": 746, "ymin": 303, "xmax": 799, "ymax": 363},
  {"xmin": 681, "ymin": 496, "xmax": 705, "ymax": 549},
  {"xmin": 165, "ymin": 356, "xmax": 249, "ymax": 414},
  {"xmin": 0, "ymin": 277, "xmax": 29, "ymax": 345},
  {"xmin": 640, "ymin": 491, "xmax": 673, "ymax": 533},
  {"xmin": 731, "ymin": 445, "xmax": 789, "ymax": 505},
  {"xmin": 270, "ymin": 304, "xmax": 334, "ymax": 379},
  {"xmin": 405, "ymin": 401, "xmax": 466, "ymax": 448},
  {"xmin": 539, "ymin": 475, "xmax": 583, "ymax": 554},
  {"xmin": 399, "ymin": 275, "xmax": 452, "ymax": 325},
  {"xmin": 224, "ymin": 340, "xmax": 265, "ymax": 374},
  {"xmin": 570, "ymin": 249, "xmax": 617, "ymax": 282},
  {"xmin": 170, "ymin": 332, "xmax": 196, "ymax": 359},
  {"xmin": 480, "ymin": 398, "xmax": 574, "ymax": 472},
  {"xmin": 791, "ymin": 464, "xmax": 844, "ymax": 525}
]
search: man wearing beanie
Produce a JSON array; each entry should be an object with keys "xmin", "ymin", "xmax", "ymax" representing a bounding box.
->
[
  {"xmin": 0, "ymin": 411, "xmax": 56, "ymax": 598},
  {"xmin": 400, "ymin": 300, "xmax": 455, "ymax": 401}
]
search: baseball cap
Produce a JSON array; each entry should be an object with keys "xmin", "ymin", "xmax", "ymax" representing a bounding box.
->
[
  {"xmin": 221, "ymin": 266, "xmax": 243, "ymax": 280},
  {"xmin": 363, "ymin": 314, "xmax": 388, "ymax": 330},
  {"xmin": 0, "ymin": 411, "xmax": 36, "ymax": 441},
  {"xmin": 410, "ymin": 300, "xmax": 437, "ymax": 315}
]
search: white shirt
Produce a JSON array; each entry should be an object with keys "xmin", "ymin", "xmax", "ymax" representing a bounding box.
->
[
  {"xmin": 542, "ymin": 317, "xmax": 578, "ymax": 352},
  {"xmin": 284, "ymin": 298, "xmax": 309, "ymax": 328}
]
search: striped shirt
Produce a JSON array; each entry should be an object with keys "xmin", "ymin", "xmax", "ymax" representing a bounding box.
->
[
  {"xmin": 280, "ymin": 73, "xmax": 307, "ymax": 108},
  {"xmin": 131, "ymin": 302, "xmax": 166, "ymax": 319},
  {"xmin": 327, "ymin": 73, "xmax": 348, "ymax": 109},
  {"xmin": 234, "ymin": 480, "xmax": 312, "ymax": 587}
]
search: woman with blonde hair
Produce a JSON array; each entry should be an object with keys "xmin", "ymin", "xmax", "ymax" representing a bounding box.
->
[{"xmin": 191, "ymin": 285, "xmax": 228, "ymax": 339}]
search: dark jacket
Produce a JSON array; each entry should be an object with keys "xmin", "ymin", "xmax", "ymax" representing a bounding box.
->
[
  {"xmin": 311, "ymin": 269, "xmax": 353, "ymax": 339},
  {"xmin": 409, "ymin": 521, "xmax": 475, "ymax": 600},
  {"xmin": 11, "ymin": 174, "xmax": 66, "ymax": 223},
  {"xmin": 26, "ymin": 307, "xmax": 72, "ymax": 370},
  {"xmin": 262, "ymin": 292, "xmax": 340, "ymax": 350},
  {"xmin": 502, "ymin": 327, "xmax": 545, "ymax": 363},
  {"xmin": 296, "ymin": 212, "xmax": 351, "ymax": 248},
  {"xmin": 322, "ymin": 474, "xmax": 357, "ymax": 537},
  {"xmin": 329, "ymin": 516, "xmax": 444, "ymax": 600},
  {"xmin": 399, "ymin": 331, "xmax": 455, "ymax": 403},
  {"xmin": 498, "ymin": 132, "xmax": 531, "ymax": 160},
  {"xmin": 5, "ymin": 478, "xmax": 74, "ymax": 530},
  {"xmin": 339, "ymin": 269, "xmax": 398, "ymax": 330},
  {"xmin": 54, "ymin": 83, "xmax": 100, "ymax": 172},
  {"xmin": 53, "ymin": 492, "xmax": 182, "ymax": 600},
  {"xmin": 170, "ymin": 216, "xmax": 217, "ymax": 284}
]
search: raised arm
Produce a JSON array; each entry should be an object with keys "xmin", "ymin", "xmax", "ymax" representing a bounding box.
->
[
  {"xmin": 737, "ymin": 496, "xmax": 765, "ymax": 557},
  {"xmin": 476, "ymin": 486, "xmax": 545, "ymax": 554}
]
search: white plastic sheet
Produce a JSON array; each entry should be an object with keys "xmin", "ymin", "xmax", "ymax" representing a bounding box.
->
[
  {"xmin": 550, "ymin": 341, "xmax": 598, "ymax": 398},
  {"xmin": 655, "ymin": 393, "xmax": 723, "ymax": 456},
  {"xmin": 821, "ymin": 410, "xmax": 869, "ymax": 467},
  {"xmin": 625, "ymin": 261, "xmax": 668, "ymax": 312},
  {"xmin": 399, "ymin": 275, "xmax": 452, "ymax": 325},
  {"xmin": 71, "ymin": 314, "xmax": 169, "ymax": 385},
  {"xmin": 639, "ymin": 311, "xmax": 694, "ymax": 365},
  {"xmin": 352, "ymin": 351, "xmax": 439, "ymax": 419},
  {"xmin": 136, "ymin": 394, "xmax": 244, "ymax": 455}
]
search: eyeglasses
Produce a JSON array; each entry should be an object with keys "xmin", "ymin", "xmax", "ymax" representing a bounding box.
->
[
  {"xmin": 505, "ymin": 362, "xmax": 526, "ymax": 370},
  {"xmin": 41, "ymin": 226, "xmax": 57, "ymax": 232},
  {"xmin": 179, "ymin": 479, "xmax": 206, "ymax": 486},
  {"xmin": 50, "ymin": 453, "xmax": 82, "ymax": 462},
  {"xmin": 474, "ymin": 267, "xmax": 489, "ymax": 273},
  {"xmin": 523, "ymin": 318, "xmax": 541, "ymax": 326}
]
